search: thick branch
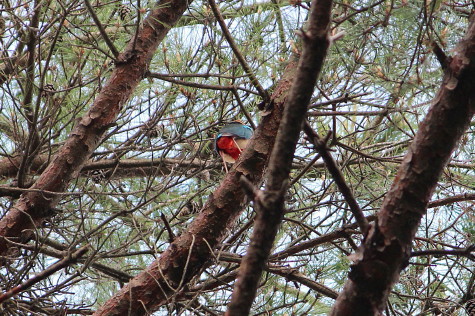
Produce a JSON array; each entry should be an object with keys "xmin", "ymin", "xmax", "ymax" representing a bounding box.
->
[
  {"xmin": 330, "ymin": 16, "xmax": 475, "ymax": 316},
  {"xmin": 92, "ymin": 53, "xmax": 300, "ymax": 316},
  {"xmin": 0, "ymin": 0, "xmax": 193, "ymax": 257},
  {"xmin": 226, "ymin": 0, "xmax": 333, "ymax": 314}
]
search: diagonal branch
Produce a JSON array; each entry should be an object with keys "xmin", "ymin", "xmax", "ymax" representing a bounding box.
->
[
  {"xmin": 211, "ymin": 251, "xmax": 339, "ymax": 299},
  {"xmin": 17, "ymin": 0, "xmax": 41, "ymax": 189},
  {"xmin": 0, "ymin": 245, "xmax": 88, "ymax": 304},
  {"xmin": 225, "ymin": 0, "xmax": 333, "ymax": 314},
  {"xmin": 92, "ymin": 54, "xmax": 301, "ymax": 316},
  {"xmin": 208, "ymin": 0, "xmax": 270, "ymax": 102},
  {"xmin": 84, "ymin": 0, "xmax": 120, "ymax": 59},
  {"xmin": 0, "ymin": 0, "xmax": 194, "ymax": 258},
  {"xmin": 302, "ymin": 121, "xmax": 369, "ymax": 234},
  {"xmin": 330, "ymin": 15, "xmax": 475, "ymax": 316}
]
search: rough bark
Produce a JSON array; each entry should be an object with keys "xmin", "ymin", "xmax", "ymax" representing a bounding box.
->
[
  {"xmin": 330, "ymin": 16, "xmax": 475, "ymax": 316},
  {"xmin": 226, "ymin": 0, "xmax": 333, "ymax": 314},
  {"xmin": 0, "ymin": 0, "xmax": 193, "ymax": 257},
  {"xmin": 93, "ymin": 54, "xmax": 300, "ymax": 316}
]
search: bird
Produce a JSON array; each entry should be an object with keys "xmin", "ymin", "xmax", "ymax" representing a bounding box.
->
[{"xmin": 215, "ymin": 121, "xmax": 253, "ymax": 172}]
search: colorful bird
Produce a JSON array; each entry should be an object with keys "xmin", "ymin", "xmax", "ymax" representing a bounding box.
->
[{"xmin": 215, "ymin": 121, "xmax": 253, "ymax": 172}]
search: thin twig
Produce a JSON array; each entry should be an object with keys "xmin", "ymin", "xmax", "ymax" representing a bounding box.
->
[
  {"xmin": 84, "ymin": 0, "xmax": 120, "ymax": 59},
  {"xmin": 160, "ymin": 213, "xmax": 175, "ymax": 243},
  {"xmin": 308, "ymin": 92, "xmax": 370, "ymax": 109},
  {"xmin": 232, "ymin": 88, "xmax": 257, "ymax": 129},
  {"xmin": 214, "ymin": 251, "xmax": 339, "ymax": 299},
  {"xmin": 303, "ymin": 121, "xmax": 369, "ymax": 234},
  {"xmin": 0, "ymin": 245, "xmax": 89, "ymax": 304},
  {"xmin": 411, "ymin": 245, "xmax": 474, "ymax": 259},
  {"xmin": 17, "ymin": 0, "xmax": 41, "ymax": 188},
  {"xmin": 208, "ymin": 0, "xmax": 270, "ymax": 103},
  {"xmin": 147, "ymin": 71, "xmax": 258, "ymax": 96}
]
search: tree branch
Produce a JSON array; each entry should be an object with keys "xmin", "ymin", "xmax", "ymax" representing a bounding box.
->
[
  {"xmin": 0, "ymin": 0, "xmax": 193, "ymax": 258},
  {"xmin": 84, "ymin": 0, "xmax": 120, "ymax": 59},
  {"xmin": 411, "ymin": 245, "xmax": 475, "ymax": 260},
  {"xmin": 302, "ymin": 121, "xmax": 369, "ymax": 234},
  {"xmin": 226, "ymin": 0, "xmax": 333, "ymax": 314},
  {"xmin": 207, "ymin": 0, "xmax": 270, "ymax": 103},
  {"xmin": 0, "ymin": 245, "xmax": 88, "ymax": 304},
  {"xmin": 92, "ymin": 50, "xmax": 301, "ymax": 316},
  {"xmin": 330, "ymin": 16, "xmax": 475, "ymax": 316}
]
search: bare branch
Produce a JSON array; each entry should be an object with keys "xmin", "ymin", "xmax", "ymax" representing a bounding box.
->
[
  {"xmin": 0, "ymin": 245, "xmax": 88, "ymax": 304},
  {"xmin": 302, "ymin": 121, "xmax": 369, "ymax": 234},
  {"xmin": 330, "ymin": 16, "xmax": 475, "ymax": 316},
  {"xmin": 226, "ymin": 0, "xmax": 333, "ymax": 314},
  {"xmin": 208, "ymin": 0, "xmax": 270, "ymax": 103},
  {"xmin": 83, "ymin": 0, "xmax": 120, "ymax": 59}
]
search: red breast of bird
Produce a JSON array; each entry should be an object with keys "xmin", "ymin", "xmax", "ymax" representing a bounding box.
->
[{"xmin": 216, "ymin": 136, "xmax": 250, "ymax": 163}]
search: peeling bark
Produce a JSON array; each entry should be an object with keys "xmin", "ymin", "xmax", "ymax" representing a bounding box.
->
[
  {"xmin": 330, "ymin": 16, "xmax": 475, "ymax": 316},
  {"xmin": 92, "ymin": 55, "xmax": 300, "ymax": 316},
  {"xmin": 0, "ymin": 0, "xmax": 193, "ymax": 258}
]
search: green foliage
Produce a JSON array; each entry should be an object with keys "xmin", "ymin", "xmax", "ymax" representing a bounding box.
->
[{"xmin": 0, "ymin": 0, "xmax": 474, "ymax": 315}]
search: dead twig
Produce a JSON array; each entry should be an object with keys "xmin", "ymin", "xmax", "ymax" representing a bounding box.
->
[
  {"xmin": 302, "ymin": 121, "xmax": 369, "ymax": 235},
  {"xmin": 0, "ymin": 245, "xmax": 89, "ymax": 304}
]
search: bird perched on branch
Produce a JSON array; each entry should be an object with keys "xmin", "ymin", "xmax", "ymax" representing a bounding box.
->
[{"xmin": 215, "ymin": 121, "xmax": 253, "ymax": 172}]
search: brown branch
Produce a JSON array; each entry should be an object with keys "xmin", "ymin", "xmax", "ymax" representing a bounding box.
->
[
  {"xmin": 270, "ymin": 191, "xmax": 472, "ymax": 262},
  {"xmin": 215, "ymin": 252, "xmax": 339, "ymax": 299},
  {"xmin": 0, "ymin": 154, "xmax": 313, "ymax": 181},
  {"xmin": 267, "ymin": 266, "xmax": 339, "ymax": 299},
  {"xmin": 0, "ymin": 245, "xmax": 88, "ymax": 304},
  {"xmin": 428, "ymin": 192, "xmax": 475, "ymax": 208},
  {"xmin": 432, "ymin": 41, "xmax": 449, "ymax": 70},
  {"xmin": 178, "ymin": 1, "xmax": 287, "ymax": 28},
  {"xmin": 84, "ymin": 0, "xmax": 120, "ymax": 59},
  {"xmin": 226, "ymin": 178, "xmax": 288, "ymax": 316},
  {"xmin": 302, "ymin": 121, "xmax": 369, "ymax": 234},
  {"xmin": 14, "ymin": 240, "xmax": 133, "ymax": 283},
  {"xmin": 0, "ymin": 155, "xmax": 218, "ymax": 180},
  {"xmin": 225, "ymin": 0, "xmax": 333, "ymax": 314},
  {"xmin": 147, "ymin": 71, "xmax": 252, "ymax": 92},
  {"xmin": 411, "ymin": 245, "xmax": 475, "ymax": 259},
  {"xmin": 308, "ymin": 108, "xmax": 400, "ymax": 116},
  {"xmin": 17, "ymin": 0, "xmax": 41, "ymax": 188},
  {"xmin": 92, "ymin": 48, "xmax": 300, "ymax": 316},
  {"xmin": 0, "ymin": 0, "xmax": 193, "ymax": 257},
  {"xmin": 308, "ymin": 92, "xmax": 370, "ymax": 108},
  {"xmin": 271, "ymin": 217, "xmax": 376, "ymax": 261},
  {"xmin": 160, "ymin": 213, "xmax": 175, "ymax": 243},
  {"xmin": 330, "ymin": 16, "xmax": 475, "ymax": 316}
]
